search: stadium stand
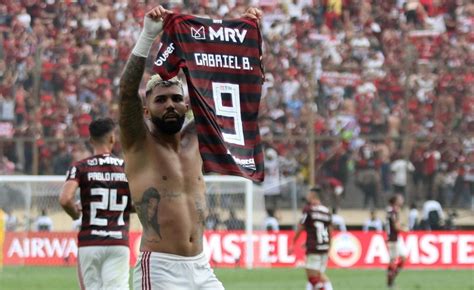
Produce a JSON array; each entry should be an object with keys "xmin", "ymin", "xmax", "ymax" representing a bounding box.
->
[{"xmin": 0, "ymin": 1, "xmax": 472, "ymax": 220}]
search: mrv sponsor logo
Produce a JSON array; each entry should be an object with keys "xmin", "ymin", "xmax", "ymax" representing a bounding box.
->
[{"xmin": 191, "ymin": 26, "xmax": 247, "ymax": 43}]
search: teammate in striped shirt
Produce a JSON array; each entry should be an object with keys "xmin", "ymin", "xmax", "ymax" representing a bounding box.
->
[
  {"xmin": 119, "ymin": 5, "xmax": 262, "ymax": 290},
  {"xmin": 386, "ymin": 194, "xmax": 407, "ymax": 289},
  {"xmin": 291, "ymin": 187, "xmax": 333, "ymax": 290},
  {"xmin": 59, "ymin": 118, "xmax": 133, "ymax": 290}
]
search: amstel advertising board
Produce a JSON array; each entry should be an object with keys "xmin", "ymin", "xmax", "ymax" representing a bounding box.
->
[{"xmin": 2, "ymin": 231, "xmax": 473, "ymax": 269}]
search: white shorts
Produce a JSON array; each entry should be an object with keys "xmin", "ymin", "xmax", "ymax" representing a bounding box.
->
[
  {"xmin": 78, "ymin": 245, "xmax": 130, "ymax": 290},
  {"xmin": 133, "ymin": 251, "xmax": 224, "ymax": 290},
  {"xmin": 305, "ymin": 253, "xmax": 328, "ymax": 273},
  {"xmin": 388, "ymin": 240, "xmax": 407, "ymax": 260}
]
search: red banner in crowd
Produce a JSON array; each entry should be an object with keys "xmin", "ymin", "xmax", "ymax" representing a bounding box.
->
[
  {"xmin": 2, "ymin": 231, "xmax": 474, "ymax": 269},
  {"xmin": 320, "ymin": 72, "xmax": 361, "ymax": 87}
]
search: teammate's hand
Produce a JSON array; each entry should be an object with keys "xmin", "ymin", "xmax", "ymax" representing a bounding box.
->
[{"xmin": 242, "ymin": 7, "xmax": 262, "ymax": 21}]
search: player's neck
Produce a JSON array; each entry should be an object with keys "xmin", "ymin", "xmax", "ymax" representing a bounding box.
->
[
  {"xmin": 93, "ymin": 145, "xmax": 112, "ymax": 156},
  {"xmin": 151, "ymin": 130, "xmax": 181, "ymax": 151}
]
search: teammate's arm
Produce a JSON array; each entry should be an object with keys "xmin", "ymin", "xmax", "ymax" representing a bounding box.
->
[
  {"xmin": 119, "ymin": 5, "xmax": 171, "ymax": 151},
  {"xmin": 59, "ymin": 180, "xmax": 81, "ymax": 220},
  {"xmin": 289, "ymin": 223, "xmax": 304, "ymax": 254},
  {"xmin": 290, "ymin": 210, "xmax": 307, "ymax": 254}
]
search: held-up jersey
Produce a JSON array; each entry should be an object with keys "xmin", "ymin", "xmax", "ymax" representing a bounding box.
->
[
  {"xmin": 300, "ymin": 204, "xmax": 332, "ymax": 254},
  {"xmin": 65, "ymin": 153, "xmax": 131, "ymax": 247},
  {"xmin": 386, "ymin": 206, "xmax": 399, "ymax": 242},
  {"xmin": 153, "ymin": 14, "xmax": 264, "ymax": 182}
]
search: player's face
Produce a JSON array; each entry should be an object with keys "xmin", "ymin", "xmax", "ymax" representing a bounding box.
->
[
  {"xmin": 397, "ymin": 195, "xmax": 404, "ymax": 208},
  {"xmin": 145, "ymin": 85, "xmax": 188, "ymax": 134},
  {"xmin": 306, "ymin": 191, "xmax": 316, "ymax": 204}
]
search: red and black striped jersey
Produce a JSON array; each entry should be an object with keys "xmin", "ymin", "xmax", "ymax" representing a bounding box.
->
[
  {"xmin": 300, "ymin": 204, "xmax": 332, "ymax": 254},
  {"xmin": 153, "ymin": 13, "xmax": 265, "ymax": 182},
  {"xmin": 65, "ymin": 153, "xmax": 131, "ymax": 247},
  {"xmin": 386, "ymin": 206, "xmax": 399, "ymax": 242}
]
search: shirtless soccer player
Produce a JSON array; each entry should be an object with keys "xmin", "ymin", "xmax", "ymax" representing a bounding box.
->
[{"xmin": 118, "ymin": 5, "xmax": 262, "ymax": 290}]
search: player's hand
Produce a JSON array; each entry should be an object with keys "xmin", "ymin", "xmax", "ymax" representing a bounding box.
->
[
  {"xmin": 288, "ymin": 244, "xmax": 295, "ymax": 255},
  {"xmin": 75, "ymin": 201, "xmax": 82, "ymax": 212},
  {"xmin": 146, "ymin": 5, "xmax": 172, "ymax": 21},
  {"xmin": 242, "ymin": 7, "xmax": 262, "ymax": 21},
  {"xmin": 70, "ymin": 201, "xmax": 82, "ymax": 220},
  {"xmin": 143, "ymin": 5, "xmax": 172, "ymax": 38}
]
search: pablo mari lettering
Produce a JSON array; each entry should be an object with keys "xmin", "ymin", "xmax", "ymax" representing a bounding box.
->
[
  {"xmin": 194, "ymin": 53, "xmax": 252, "ymax": 71},
  {"xmin": 88, "ymin": 172, "xmax": 128, "ymax": 182}
]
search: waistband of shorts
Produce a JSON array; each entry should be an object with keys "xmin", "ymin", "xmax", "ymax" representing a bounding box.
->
[{"xmin": 138, "ymin": 251, "xmax": 206, "ymax": 262}]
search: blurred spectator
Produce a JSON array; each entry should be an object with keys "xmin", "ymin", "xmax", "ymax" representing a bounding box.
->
[
  {"xmin": 362, "ymin": 209, "xmax": 383, "ymax": 232},
  {"xmin": 331, "ymin": 208, "xmax": 347, "ymax": 232},
  {"xmin": 0, "ymin": 154, "xmax": 15, "ymax": 174},
  {"xmin": 355, "ymin": 142, "xmax": 381, "ymax": 208},
  {"xmin": 263, "ymin": 208, "xmax": 280, "ymax": 232},
  {"xmin": 423, "ymin": 145, "xmax": 441, "ymax": 200},
  {"xmin": 376, "ymin": 139, "xmax": 393, "ymax": 195},
  {"xmin": 2, "ymin": 207, "xmax": 18, "ymax": 232},
  {"xmin": 421, "ymin": 199, "xmax": 445, "ymax": 230},
  {"xmin": 263, "ymin": 147, "xmax": 281, "ymax": 210},
  {"xmin": 52, "ymin": 142, "xmax": 73, "ymax": 175},
  {"xmin": 390, "ymin": 152, "xmax": 415, "ymax": 198},
  {"xmin": 408, "ymin": 203, "xmax": 419, "ymax": 231},
  {"xmin": 33, "ymin": 208, "xmax": 53, "ymax": 232}
]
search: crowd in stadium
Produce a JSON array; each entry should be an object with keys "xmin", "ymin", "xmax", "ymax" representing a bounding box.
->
[{"xmin": 0, "ymin": 0, "xmax": 472, "ymax": 209}]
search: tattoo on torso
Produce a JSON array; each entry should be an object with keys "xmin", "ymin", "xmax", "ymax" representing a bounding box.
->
[
  {"xmin": 195, "ymin": 198, "xmax": 206, "ymax": 225},
  {"xmin": 135, "ymin": 187, "xmax": 162, "ymax": 240}
]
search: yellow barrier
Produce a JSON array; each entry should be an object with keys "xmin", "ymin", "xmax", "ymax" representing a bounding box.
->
[{"xmin": 0, "ymin": 209, "xmax": 5, "ymax": 269}]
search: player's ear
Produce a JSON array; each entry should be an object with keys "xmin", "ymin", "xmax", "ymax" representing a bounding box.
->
[
  {"xmin": 110, "ymin": 133, "xmax": 116, "ymax": 145},
  {"xmin": 143, "ymin": 106, "xmax": 150, "ymax": 119}
]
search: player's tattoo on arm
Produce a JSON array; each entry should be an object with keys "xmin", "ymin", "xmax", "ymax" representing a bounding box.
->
[
  {"xmin": 119, "ymin": 54, "xmax": 147, "ymax": 150},
  {"xmin": 135, "ymin": 187, "xmax": 162, "ymax": 241}
]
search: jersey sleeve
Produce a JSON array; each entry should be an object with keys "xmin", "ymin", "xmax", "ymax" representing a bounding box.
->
[
  {"xmin": 152, "ymin": 14, "xmax": 184, "ymax": 80},
  {"xmin": 65, "ymin": 163, "xmax": 80, "ymax": 183}
]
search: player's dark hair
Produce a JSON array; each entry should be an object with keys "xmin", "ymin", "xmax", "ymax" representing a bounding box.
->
[
  {"xmin": 389, "ymin": 195, "xmax": 398, "ymax": 205},
  {"xmin": 309, "ymin": 187, "xmax": 321, "ymax": 200},
  {"xmin": 89, "ymin": 118, "xmax": 115, "ymax": 143},
  {"xmin": 266, "ymin": 208, "xmax": 275, "ymax": 217}
]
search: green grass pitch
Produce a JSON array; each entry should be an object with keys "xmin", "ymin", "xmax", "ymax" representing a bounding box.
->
[{"xmin": 0, "ymin": 266, "xmax": 473, "ymax": 290}]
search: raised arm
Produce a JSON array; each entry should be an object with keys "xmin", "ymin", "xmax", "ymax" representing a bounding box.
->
[{"xmin": 119, "ymin": 5, "xmax": 171, "ymax": 151}]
